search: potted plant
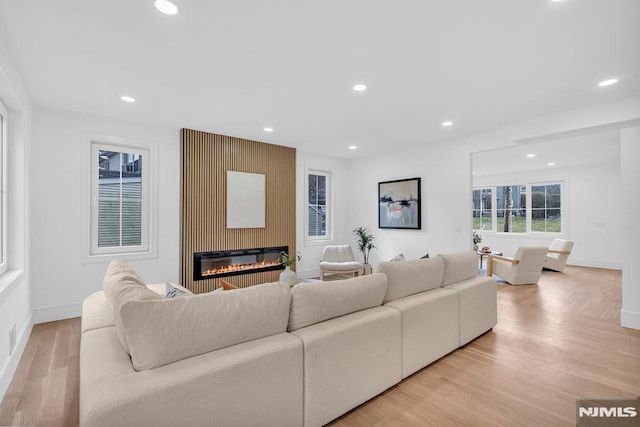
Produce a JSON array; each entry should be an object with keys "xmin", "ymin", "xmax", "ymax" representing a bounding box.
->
[
  {"xmin": 473, "ymin": 231, "xmax": 482, "ymax": 252},
  {"xmin": 353, "ymin": 226, "xmax": 376, "ymax": 275},
  {"xmin": 279, "ymin": 252, "xmax": 298, "ymax": 286}
]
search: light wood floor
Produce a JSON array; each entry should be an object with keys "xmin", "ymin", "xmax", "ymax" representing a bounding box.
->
[{"xmin": 1, "ymin": 266, "xmax": 639, "ymax": 426}]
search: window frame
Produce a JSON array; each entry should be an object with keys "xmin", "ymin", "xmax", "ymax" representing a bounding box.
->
[
  {"xmin": 473, "ymin": 179, "xmax": 566, "ymax": 236},
  {"xmin": 0, "ymin": 98, "xmax": 7, "ymax": 275},
  {"xmin": 305, "ymin": 167, "xmax": 333, "ymax": 244},
  {"xmin": 472, "ymin": 187, "xmax": 494, "ymax": 232},
  {"xmin": 82, "ymin": 134, "xmax": 158, "ymax": 262}
]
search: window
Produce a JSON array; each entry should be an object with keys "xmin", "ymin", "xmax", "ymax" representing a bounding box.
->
[
  {"xmin": 496, "ymin": 185, "xmax": 526, "ymax": 233},
  {"xmin": 0, "ymin": 98, "xmax": 7, "ymax": 275},
  {"xmin": 531, "ymin": 183, "xmax": 561, "ymax": 232},
  {"xmin": 473, "ymin": 181, "xmax": 563, "ymax": 234},
  {"xmin": 472, "ymin": 188, "xmax": 493, "ymax": 231},
  {"xmin": 86, "ymin": 137, "xmax": 155, "ymax": 259},
  {"xmin": 307, "ymin": 170, "xmax": 331, "ymax": 240}
]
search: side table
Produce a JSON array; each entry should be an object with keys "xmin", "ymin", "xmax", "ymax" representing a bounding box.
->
[{"xmin": 477, "ymin": 250, "xmax": 502, "ymax": 269}]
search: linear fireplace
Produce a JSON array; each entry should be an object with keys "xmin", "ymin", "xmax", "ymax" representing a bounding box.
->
[{"xmin": 193, "ymin": 246, "xmax": 287, "ymax": 281}]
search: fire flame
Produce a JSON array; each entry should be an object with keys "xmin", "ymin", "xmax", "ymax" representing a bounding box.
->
[{"xmin": 201, "ymin": 259, "xmax": 282, "ymax": 277}]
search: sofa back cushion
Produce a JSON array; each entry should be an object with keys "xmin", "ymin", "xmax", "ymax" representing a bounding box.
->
[
  {"xmin": 101, "ymin": 261, "xmax": 163, "ymax": 353},
  {"xmin": 439, "ymin": 251, "xmax": 478, "ymax": 286},
  {"xmin": 102, "ymin": 260, "xmax": 148, "ymax": 308},
  {"xmin": 288, "ymin": 273, "xmax": 387, "ymax": 331},
  {"xmin": 119, "ymin": 282, "xmax": 291, "ymax": 371},
  {"xmin": 377, "ymin": 257, "xmax": 444, "ymax": 303}
]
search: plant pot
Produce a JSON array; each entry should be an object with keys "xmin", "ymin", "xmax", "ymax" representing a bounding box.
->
[
  {"xmin": 362, "ymin": 263, "xmax": 372, "ymax": 275},
  {"xmin": 279, "ymin": 266, "xmax": 298, "ymax": 286},
  {"xmin": 473, "ymin": 244, "xmax": 479, "ymax": 252}
]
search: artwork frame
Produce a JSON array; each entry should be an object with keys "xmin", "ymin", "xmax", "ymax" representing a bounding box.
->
[
  {"xmin": 226, "ymin": 171, "xmax": 266, "ymax": 229},
  {"xmin": 378, "ymin": 177, "xmax": 422, "ymax": 229}
]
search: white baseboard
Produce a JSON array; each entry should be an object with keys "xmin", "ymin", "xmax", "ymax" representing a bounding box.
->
[
  {"xmin": 621, "ymin": 309, "xmax": 640, "ymax": 331},
  {"xmin": 568, "ymin": 259, "xmax": 622, "ymax": 270},
  {"xmin": 296, "ymin": 267, "xmax": 321, "ymax": 280},
  {"xmin": 32, "ymin": 302, "xmax": 82, "ymax": 324},
  {"xmin": 0, "ymin": 312, "xmax": 33, "ymax": 403}
]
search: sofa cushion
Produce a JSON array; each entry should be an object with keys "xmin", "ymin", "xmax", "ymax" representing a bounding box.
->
[
  {"xmin": 119, "ymin": 282, "xmax": 292, "ymax": 371},
  {"xmin": 81, "ymin": 291, "xmax": 115, "ymax": 333},
  {"xmin": 377, "ymin": 257, "xmax": 444, "ymax": 304},
  {"xmin": 439, "ymin": 251, "xmax": 479, "ymax": 286},
  {"xmin": 102, "ymin": 260, "xmax": 148, "ymax": 307},
  {"xmin": 288, "ymin": 273, "xmax": 387, "ymax": 331},
  {"xmin": 112, "ymin": 282, "xmax": 163, "ymax": 354}
]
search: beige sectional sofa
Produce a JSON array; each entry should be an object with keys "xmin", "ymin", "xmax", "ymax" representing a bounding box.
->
[{"xmin": 80, "ymin": 252, "xmax": 497, "ymax": 427}]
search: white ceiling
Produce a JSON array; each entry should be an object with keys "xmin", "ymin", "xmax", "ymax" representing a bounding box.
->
[
  {"xmin": 471, "ymin": 130, "xmax": 621, "ymax": 176},
  {"xmin": 0, "ymin": 0, "xmax": 638, "ymax": 158}
]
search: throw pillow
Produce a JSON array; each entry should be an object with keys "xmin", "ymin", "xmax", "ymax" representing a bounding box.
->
[
  {"xmin": 389, "ymin": 253, "xmax": 406, "ymax": 262},
  {"xmin": 166, "ymin": 282, "xmax": 194, "ymax": 299},
  {"xmin": 220, "ymin": 278, "xmax": 239, "ymax": 290}
]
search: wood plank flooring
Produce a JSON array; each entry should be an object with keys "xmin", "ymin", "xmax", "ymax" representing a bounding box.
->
[
  {"xmin": 0, "ymin": 318, "xmax": 79, "ymax": 427},
  {"xmin": 1, "ymin": 266, "xmax": 638, "ymax": 426}
]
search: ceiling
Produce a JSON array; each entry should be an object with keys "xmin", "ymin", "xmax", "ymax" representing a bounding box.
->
[
  {"xmin": 471, "ymin": 130, "xmax": 621, "ymax": 177},
  {"xmin": 0, "ymin": 0, "xmax": 638, "ymax": 158}
]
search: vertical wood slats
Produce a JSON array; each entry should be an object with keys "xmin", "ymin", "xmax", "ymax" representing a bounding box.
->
[{"xmin": 180, "ymin": 129, "xmax": 296, "ymax": 293}]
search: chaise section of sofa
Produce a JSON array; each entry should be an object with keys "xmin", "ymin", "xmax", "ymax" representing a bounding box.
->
[
  {"xmin": 288, "ymin": 274, "xmax": 402, "ymax": 427},
  {"xmin": 80, "ymin": 261, "xmax": 303, "ymax": 427},
  {"xmin": 81, "ymin": 326, "xmax": 302, "ymax": 427}
]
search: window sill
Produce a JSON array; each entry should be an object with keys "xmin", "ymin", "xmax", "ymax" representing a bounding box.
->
[
  {"xmin": 81, "ymin": 249, "xmax": 157, "ymax": 264},
  {"xmin": 0, "ymin": 269, "xmax": 25, "ymax": 302},
  {"xmin": 304, "ymin": 238, "xmax": 334, "ymax": 247}
]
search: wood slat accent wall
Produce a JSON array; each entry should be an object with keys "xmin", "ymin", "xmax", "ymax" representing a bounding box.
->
[{"xmin": 180, "ymin": 129, "xmax": 296, "ymax": 293}]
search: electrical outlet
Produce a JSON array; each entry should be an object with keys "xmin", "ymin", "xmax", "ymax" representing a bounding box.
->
[{"xmin": 8, "ymin": 323, "xmax": 16, "ymax": 356}]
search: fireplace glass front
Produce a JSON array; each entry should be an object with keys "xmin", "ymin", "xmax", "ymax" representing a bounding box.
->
[{"xmin": 193, "ymin": 246, "xmax": 287, "ymax": 281}]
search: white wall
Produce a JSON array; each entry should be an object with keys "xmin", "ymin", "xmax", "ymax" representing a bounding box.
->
[
  {"xmin": 348, "ymin": 135, "xmax": 477, "ymax": 264},
  {"xmin": 620, "ymin": 127, "xmax": 640, "ymax": 330},
  {"xmin": 295, "ymin": 150, "xmax": 351, "ymax": 278},
  {"xmin": 347, "ymin": 98, "xmax": 640, "ymax": 276},
  {"xmin": 29, "ymin": 106, "xmax": 180, "ymax": 322},
  {"xmin": 473, "ymin": 159, "xmax": 622, "ymax": 269},
  {"xmin": 0, "ymin": 41, "xmax": 32, "ymax": 401}
]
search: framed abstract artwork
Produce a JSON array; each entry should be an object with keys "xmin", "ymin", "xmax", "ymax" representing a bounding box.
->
[{"xmin": 378, "ymin": 177, "xmax": 421, "ymax": 229}]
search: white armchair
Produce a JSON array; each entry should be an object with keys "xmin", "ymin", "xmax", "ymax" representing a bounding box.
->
[
  {"xmin": 487, "ymin": 246, "xmax": 548, "ymax": 285},
  {"xmin": 544, "ymin": 239, "xmax": 574, "ymax": 272},
  {"xmin": 319, "ymin": 245, "xmax": 362, "ymax": 280}
]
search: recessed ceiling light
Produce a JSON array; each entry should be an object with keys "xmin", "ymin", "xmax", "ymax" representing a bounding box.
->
[
  {"xmin": 264, "ymin": 127, "xmax": 274, "ymax": 132},
  {"xmin": 155, "ymin": 0, "xmax": 179, "ymax": 15},
  {"xmin": 442, "ymin": 121, "xmax": 453, "ymax": 127},
  {"xmin": 526, "ymin": 153, "xmax": 536, "ymax": 158},
  {"xmin": 547, "ymin": 162, "xmax": 556, "ymax": 166},
  {"xmin": 598, "ymin": 78, "xmax": 618, "ymax": 87},
  {"xmin": 348, "ymin": 145, "xmax": 358, "ymax": 150},
  {"xmin": 121, "ymin": 95, "xmax": 136, "ymax": 103},
  {"xmin": 353, "ymin": 84, "xmax": 367, "ymax": 92}
]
